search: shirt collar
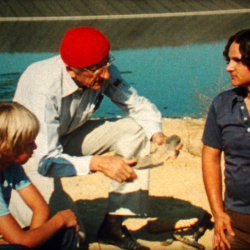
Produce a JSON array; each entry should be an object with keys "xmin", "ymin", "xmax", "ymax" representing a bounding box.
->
[
  {"xmin": 231, "ymin": 87, "xmax": 247, "ymax": 111},
  {"xmin": 61, "ymin": 59, "xmax": 83, "ymax": 97}
]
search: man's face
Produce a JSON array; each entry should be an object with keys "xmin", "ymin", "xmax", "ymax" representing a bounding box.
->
[
  {"xmin": 67, "ymin": 55, "xmax": 111, "ymax": 90},
  {"xmin": 226, "ymin": 41, "xmax": 250, "ymax": 88}
]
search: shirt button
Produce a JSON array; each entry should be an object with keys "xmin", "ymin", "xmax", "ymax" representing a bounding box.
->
[
  {"xmin": 247, "ymin": 128, "xmax": 250, "ymax": 132},
  {"xmin": 244, "ymin": 117, "xmax": 248, "ymax": 121},
  {"xmin": 241, "ymin": 106, "xmax": 245, "ymax": 110}
]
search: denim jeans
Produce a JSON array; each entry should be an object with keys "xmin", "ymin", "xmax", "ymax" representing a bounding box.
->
[
  {"xmin": 0, "ymin": 227, "xmax": 79, "ymax": 250},
  {"xmin": 36, "ymin": 227, "xmax": 78, "ymax": 250},
  {"xmin": 225, "ymin": 208, "xmax": 250, "ymax": 249},
  {"xmin": 0, "ymin": 245, "xmax": 29, "ymax": 250}
]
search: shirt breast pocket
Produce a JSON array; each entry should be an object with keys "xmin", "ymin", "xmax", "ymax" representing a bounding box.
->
[{"xmin": 222, "ymin": 123, "xmax": 250, "ymax": 152}]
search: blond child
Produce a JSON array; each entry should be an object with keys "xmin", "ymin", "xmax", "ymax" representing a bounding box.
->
[{"xmin": 0, "ymin": 101, "xmax": 79, "ymax": 249}]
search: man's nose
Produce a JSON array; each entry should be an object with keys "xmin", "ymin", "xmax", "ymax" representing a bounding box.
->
[{"xmin": 99, "ymin": 66, "xmax": 110, "ymax": 79}]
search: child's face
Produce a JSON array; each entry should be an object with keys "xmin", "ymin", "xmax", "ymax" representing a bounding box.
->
[{"xmin": 12, "ymin": 140, "xmax": 37, "ymax": 165}]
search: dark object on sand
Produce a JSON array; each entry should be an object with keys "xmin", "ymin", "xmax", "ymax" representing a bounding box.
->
[
  {"xmin": 147, "ymin": 217, "xmax": 199, "ymax": 233},
  {"xmin": 134, "ymin": 135, "xmax": 181, "ymax": 169},
  {"xmin": 173, "ymin": 211, "xmax": 213, "ymax": 250}
]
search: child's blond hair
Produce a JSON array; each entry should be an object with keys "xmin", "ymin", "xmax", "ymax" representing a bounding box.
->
[{"xmin": 0, "ymin": 101, "xmax": 40, "ymax": 157}]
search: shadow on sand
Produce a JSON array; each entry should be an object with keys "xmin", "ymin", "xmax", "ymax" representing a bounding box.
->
[{"xmin": 75, "ymin": 194, "xmax": 211, "ymax": 249}]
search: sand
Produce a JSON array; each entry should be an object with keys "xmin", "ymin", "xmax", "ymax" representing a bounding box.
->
[{"xmin": 61, "ymin": 117, "xmax": 215, "ymax": 250}]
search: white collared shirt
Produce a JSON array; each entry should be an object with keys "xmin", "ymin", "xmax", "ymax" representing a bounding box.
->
[{"xmin": 14, "ymin": 55, "xmax": 162, "ymax": 177}]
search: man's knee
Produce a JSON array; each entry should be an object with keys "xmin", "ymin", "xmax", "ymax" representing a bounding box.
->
[
  {"xmin": 111, "ymin": 118, "xmax": 150, "ymax": 159},
  {"xmin": 62, "ymin": 117, "xmax": 150, "ymax": 159}
]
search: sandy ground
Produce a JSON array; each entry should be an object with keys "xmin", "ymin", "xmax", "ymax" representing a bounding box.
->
[{"xmin": 61, "ymin": 117, "xmax": 215, "ymax": 250}]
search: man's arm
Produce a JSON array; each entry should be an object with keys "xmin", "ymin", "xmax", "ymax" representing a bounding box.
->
[
  {"xmin": 90, "ymin": 131, "xmax": 182, "ymax": 183},
  {"xmin": 202, "ymin": 144, "xmax": 235, "ymax": 250},
  {"xmin": 105, "ymin": 65, "xmax": 163, "ymax": 140}
]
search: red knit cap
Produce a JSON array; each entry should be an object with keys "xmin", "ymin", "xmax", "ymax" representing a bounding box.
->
[{"xmin": 60, "ymin": 27, "xmax": 110, "ymax": 68}]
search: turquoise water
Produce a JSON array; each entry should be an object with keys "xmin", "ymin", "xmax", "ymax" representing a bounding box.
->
[{"xmin": 0, "ymin": 41, "xmax": 230, "ymax": 117}]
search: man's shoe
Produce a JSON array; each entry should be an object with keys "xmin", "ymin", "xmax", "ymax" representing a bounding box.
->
[{"xmin": 97, "ymin": 225, "xmax": 149, "ymax": 250}]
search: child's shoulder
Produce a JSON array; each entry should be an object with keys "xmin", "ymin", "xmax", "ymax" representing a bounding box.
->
[
  {"xmin": 6, "ymin": 163, "xmax": 24, "ymax": 174},
  {"xmin": 3, "ymin": 164, "xmax": 31, "ymax": 191},
  {"xmin": 4, "ymin": 164, "xmax": 28, "ymax": 183}
]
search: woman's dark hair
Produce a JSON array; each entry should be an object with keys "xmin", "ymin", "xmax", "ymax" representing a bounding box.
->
[{"xmin": 223, "ymin": 29, "xmax": 250, "ymax": 69}]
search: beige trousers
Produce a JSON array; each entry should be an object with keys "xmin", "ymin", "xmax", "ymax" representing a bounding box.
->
[{"xmin": 62, "ymin": 117, "xmax": 151, "ymax": 216}]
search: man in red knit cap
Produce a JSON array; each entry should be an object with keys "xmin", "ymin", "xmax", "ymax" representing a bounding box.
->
[{"xmin": 12, "ymin": 27, "xmax": 181, "ymax": 249}]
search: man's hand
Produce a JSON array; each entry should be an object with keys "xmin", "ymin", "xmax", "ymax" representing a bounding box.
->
[
  {"xmin": 151, "ymin": 131, "xmax": 167, "ymax": 145},
  {"xmin": 90, "ymin": 155, "xmax": 137, "ymax": 183},
  {"xmin": 213, "ymin": 212, "xmax": 235, "ymax": 250},
  {"xmin": 151, "ymin": 132, "xmax": 183, "ymax": 159}
]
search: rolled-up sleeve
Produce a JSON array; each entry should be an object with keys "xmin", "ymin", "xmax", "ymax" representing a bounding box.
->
[{"xmin": 105, "ymin": 65, "xmax": 163, "ymax": 139}]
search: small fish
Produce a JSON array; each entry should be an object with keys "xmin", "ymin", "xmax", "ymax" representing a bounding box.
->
[{"xmin": 134, "ymin": 135, "xmax": 181, "ymax": 169}]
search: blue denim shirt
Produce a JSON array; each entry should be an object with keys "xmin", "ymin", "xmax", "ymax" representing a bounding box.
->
[
  {"xmin": 202, "ymin": 87, "xmax": 250, "ymax": 214},
  {"xmin": 0, "ymin": 164, "xmax": 31, "ymax": 216}
]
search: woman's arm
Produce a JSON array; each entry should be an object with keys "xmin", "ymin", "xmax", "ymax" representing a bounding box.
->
[{"xmin": 202, "ymin": 144, "xmax": 234, "ymax": 250}]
